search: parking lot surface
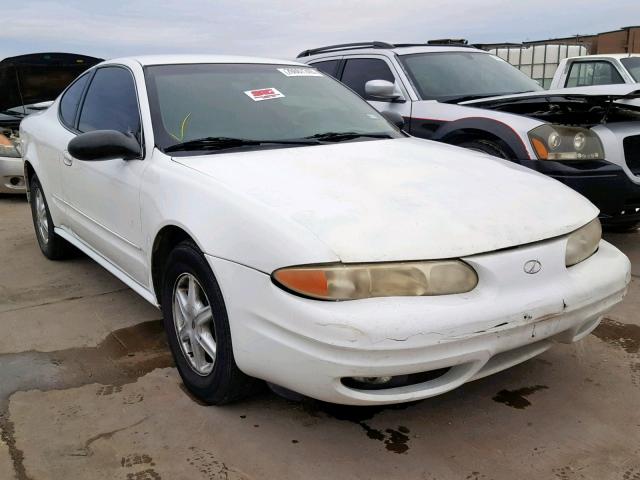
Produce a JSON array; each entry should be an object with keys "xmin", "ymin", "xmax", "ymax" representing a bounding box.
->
[{"xmin": 0, "ymin": 194, "xmax": 639, "ymax": 480}]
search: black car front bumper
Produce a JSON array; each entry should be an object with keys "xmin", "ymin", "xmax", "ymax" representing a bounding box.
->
[{"xmin": 519, "ymin": 159, "xmax": 640, "ymax": 228}]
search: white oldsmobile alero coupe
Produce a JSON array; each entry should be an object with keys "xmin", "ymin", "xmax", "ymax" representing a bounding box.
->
[{"xmin": 20, "ymin": 55, "xmax": 631, "ymax": 406}]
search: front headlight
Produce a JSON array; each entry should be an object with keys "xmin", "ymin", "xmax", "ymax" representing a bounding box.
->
[
  {"xmin": 565, "ymin": 218, "xmax": 601, "ymax": 267},
  {"xmin": 272, "ymin": 260, "xmax": 478, "ymax": 301},
  {"xmin": 0, "ymin": 133, "xmax": 20, "ymax": 158},
  {"xmin": 528, "ymin": 125, "xmax": 604, "ymax": 161}
]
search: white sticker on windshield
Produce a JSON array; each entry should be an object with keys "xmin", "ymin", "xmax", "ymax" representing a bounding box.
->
[
  {"xmin": 244, "ymin": 87, "xmax": 285, "ymax": 102},
  {"xmin": 277, "ymin": 67, "xmax": 323, "ymax": 77}
]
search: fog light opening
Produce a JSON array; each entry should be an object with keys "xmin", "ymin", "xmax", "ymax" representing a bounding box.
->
[
  {"xmin": 9, "ymin": 176, "xmax": 22, "ymax": 186},
  {"xmin": 341, "ymin": 368, "xmax": 451, "ymax": 391}
]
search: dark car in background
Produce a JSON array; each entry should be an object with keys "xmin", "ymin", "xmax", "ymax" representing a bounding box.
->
[{"xmin": 0, "ymin": 52, "xmax": 102, "ymax": 193}]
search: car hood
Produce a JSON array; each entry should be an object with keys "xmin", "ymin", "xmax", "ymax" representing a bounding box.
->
[
  {"xmin": 0, "ymin": 52, "xmax": 102, "ymax": 113},
  {"xmin": 462, "ymin": 85, "xmax": 640, "ymax": 125},
  {"xmin": 173, "ymin": 137, "xmax": 597, "ymax": 262}
]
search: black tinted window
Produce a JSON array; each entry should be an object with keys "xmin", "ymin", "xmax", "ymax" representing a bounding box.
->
[
  {"xmin": 566, "ymin": 61, "xmax": 625, "ymax": 87},
  {"xmin": 59, "ymin": 73, "xmax": 90, "ymax": 129},
  {"xmin": 341, "ymin": 58, "xmax": 395, "ymax": 99},
  {"xmin": 311, "ymin": 60, "xmax": 340, "ymax": 78},
  {"xmin": 78, "ymin": 67, "xmax": 140, "ymax": 135}
]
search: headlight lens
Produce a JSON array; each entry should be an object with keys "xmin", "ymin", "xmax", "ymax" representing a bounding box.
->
[
  {"xmin": 0, "ymin": 133, "xmax": 20, "ymax": 158},
  {"xmin": 272, "ymin": 260, "xmax": 478, "ymax": 301},
  {"xmin": 529, "ymin": 125, "xmax": 603, "ymax": 161},
  {"xmin": 565, "ymin": 218, "xmax": 601, "ymax": 267}
]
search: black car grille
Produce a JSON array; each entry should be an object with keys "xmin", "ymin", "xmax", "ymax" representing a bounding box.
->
[{"xmin": 624, "ymin": 135, "xmax": 640, "ymax": 175}]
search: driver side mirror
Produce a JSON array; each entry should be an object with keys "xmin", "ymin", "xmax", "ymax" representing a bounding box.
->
[
  {"xmin": 365, "ymin": 80, "xmax": 405, "ymax": 102},
  {"xmin": 68, "ymin": 130, "xmax": 141, "ymax": 161}
]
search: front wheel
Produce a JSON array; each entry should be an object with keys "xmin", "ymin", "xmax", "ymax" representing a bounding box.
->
[
  {"xmin": 456, "ymin": 139, "xmax": 512, "ymax": 159},
  {"xmin": 160, "ymin": 240, "xmax": 258, "ymax": 404},
  {"xmin": 29, "ymin": 175, "xmax": 72, "ymax": 259}
]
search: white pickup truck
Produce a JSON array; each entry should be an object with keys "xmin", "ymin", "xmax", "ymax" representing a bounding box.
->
[{"xmin": 549, "ymin": 54, "xmax": 639, "ymax": 89}]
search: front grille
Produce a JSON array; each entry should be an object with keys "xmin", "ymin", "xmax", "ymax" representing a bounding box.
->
[{"xmin": 623, "ymin": 135, "xmax": 640, "ymax": 175}]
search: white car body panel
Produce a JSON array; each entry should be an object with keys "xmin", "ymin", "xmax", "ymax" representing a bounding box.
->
[
  {"xmin": 175, "ymin": 137, "xmax": 596, "ymax": 264},
  {"xmin": 210, "ymin": 239, "xmax": 629, "ymax": 405},
  {"xmin": 19, "ymin": 55, "xmax": 631, "ymax": 405}
]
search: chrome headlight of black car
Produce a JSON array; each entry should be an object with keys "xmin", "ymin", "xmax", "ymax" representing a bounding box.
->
[
  {"xmin": 566, "ymin": 218, "xmax": 601, "ymax": 267},
  {"xmin": 528, "ymin": 125, "xmax": 604, "ymax": 161}
]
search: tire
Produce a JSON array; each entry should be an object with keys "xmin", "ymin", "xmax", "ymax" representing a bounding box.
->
[
  {"xmin": 160, "ymin": 240, "xmax": 258, "ymax": 405},
  {"xmin": 456, "ymin": 139, "xmax": 512, "ymax": 159},
  {"xmin": 29, "ymin": 175, "xmax": 72, "ymax": 260}
]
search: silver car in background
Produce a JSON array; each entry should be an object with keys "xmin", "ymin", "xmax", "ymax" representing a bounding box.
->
[{"xmin": 0, "ymin": 52, "xmax": 102, "ymax": 193}]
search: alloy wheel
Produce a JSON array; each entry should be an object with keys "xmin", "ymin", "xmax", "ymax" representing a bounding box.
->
[
  {"xmin": 34, "ymin": 187, "xmax": 49, "ymax": 245},
  {"xmin": 172, "ymin": 273, "xmax": 217, "ymax": 375}
]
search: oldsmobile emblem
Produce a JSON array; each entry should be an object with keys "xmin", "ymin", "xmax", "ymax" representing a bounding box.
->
[{"xmin": 523, "ymin": 259, "xmax": 542, "ymax": 274}]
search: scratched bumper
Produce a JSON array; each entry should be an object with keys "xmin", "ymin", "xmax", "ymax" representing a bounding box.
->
[{"xmin": 207, "ymin": 239, "xmax": 630, "ymax": 406}]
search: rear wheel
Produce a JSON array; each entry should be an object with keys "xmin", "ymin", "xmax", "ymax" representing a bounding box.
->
[
  {"xmin": 456, "ymin": 139, "xmax": 512, "ymax": 159},
  {"xmin": 160, "ymin": 240, "xmax": 258, "ymax": 404},
  {"xmin": 29, "ymin": 175, "xmax": 72, "ymax": 259}
]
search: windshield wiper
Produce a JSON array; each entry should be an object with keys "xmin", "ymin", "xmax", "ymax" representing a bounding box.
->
[
  {"xmin": 302, "ymin": 132, "xmax": 393, "ymax": 142},
  {"xmin": 165, "ymin": 136, "xmax": 319, "ymax": 153}
]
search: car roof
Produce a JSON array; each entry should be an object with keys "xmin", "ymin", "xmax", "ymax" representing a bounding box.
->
[
  {"xmin": 102, "ymin": 54, "xmax": 306, "ymax": 67},
  {"xmin": 566, "ymin": 53, "xmax": 640, "ymax": 61},
  {"xmin": 301, "ymin": 45, "xmax": 488, "ymax": 62}
]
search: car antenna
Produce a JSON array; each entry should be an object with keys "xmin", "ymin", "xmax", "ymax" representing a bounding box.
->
[{"xmin": 12, "ymin": 64, "xmax": 27, "ymax": 116}]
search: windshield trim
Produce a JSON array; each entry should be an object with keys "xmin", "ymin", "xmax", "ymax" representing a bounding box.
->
[{"xmin": 398, "ymin": 51, "xmax": 543, "ymax": 102}]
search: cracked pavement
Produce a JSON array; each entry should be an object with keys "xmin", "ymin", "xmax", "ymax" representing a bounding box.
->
[{"xmin": 1, "ymin": 194, "xmax": 639, "ymax": 480}]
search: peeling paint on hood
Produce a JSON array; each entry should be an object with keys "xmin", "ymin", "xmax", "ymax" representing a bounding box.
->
[{"xmin": 174, "ymin": 137, "xmax": 597, "ymax": 262}]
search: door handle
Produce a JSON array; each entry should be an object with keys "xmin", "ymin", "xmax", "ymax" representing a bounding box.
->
[{"xmin": 63, "ymin": 152, "xmax": 73, "ymax": 166}]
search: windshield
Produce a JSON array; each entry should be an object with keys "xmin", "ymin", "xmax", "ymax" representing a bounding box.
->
[
  {"xmin": 399, "ymin": 52, "xmax": 543, "ymax": 102},
  {"xmin": 621, "ymin": 57, "xmax": 640, "ymax": 82},
  {"xmin": 144, "ymin": 63, "xmax": 401, "ymax": 154}
]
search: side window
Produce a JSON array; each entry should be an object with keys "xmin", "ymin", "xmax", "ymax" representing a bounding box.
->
[
  {"xmin": 311, "ymin": 60, "xmax": 340, "ymax": 78},
  {"xmin": 566, "ymin": 61, "xmax": 624, "ymax": 87},
  {"xmin": 59, "ymin": 73, "xmax": 91, "ymax": 129},
  {"xmin": 340, "ymin": 58, "xmax": 396, "ymax": 100},
  {"xmin": 78, "ymin": 67, "xmax": 141, "ymax": 136}
]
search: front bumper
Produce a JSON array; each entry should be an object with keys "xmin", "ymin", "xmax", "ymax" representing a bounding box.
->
[
  {"xmin": 0, "ymin": 156, "xmax": 26, "ymax": 193},
  {"xmin": 207, "ymin": 238, "xmax": 630, "ymax": 405},
  {"xmin": 520, "ymin": 159, "xmax": 640, "ymax": 227}
]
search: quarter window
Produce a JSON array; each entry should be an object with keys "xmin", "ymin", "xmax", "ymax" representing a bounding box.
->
[
  {"xmin": 78, "ymin": 67, "xmax": 141, "ymax": 137},
  {"xmin": 565, "ymin": 61, "xmax": 624, "ymax": 87},
  {"xmin": 59, "ymin": 73, "xmax": 91, "ymax": 129},
  {"xmin": 340, "ymin": 58, "xmax": 396, "ymax": 100}
]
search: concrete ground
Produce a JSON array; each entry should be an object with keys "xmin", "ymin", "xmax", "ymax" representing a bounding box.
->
[{"xmin": 1, "ymin": 193, "xmax": 639, "ymax": 480}]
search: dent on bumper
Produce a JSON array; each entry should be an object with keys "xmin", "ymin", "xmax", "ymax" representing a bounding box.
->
[
  {"xmin": 0, "ymin": 156, "xmax": 25, "ymax": 193},
  {"xmin": 207, "ymin": 239, "xmax": 630, "ymax": 405}
]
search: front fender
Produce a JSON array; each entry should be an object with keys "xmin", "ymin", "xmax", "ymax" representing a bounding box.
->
[{"xmin": 433, "ymin": 117, "xmax": 532, "ymax": 160}]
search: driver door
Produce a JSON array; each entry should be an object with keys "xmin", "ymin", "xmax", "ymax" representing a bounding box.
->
[{"xmin": 62, "ymin": 65, "xmax": 148, "ymax": 286}]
